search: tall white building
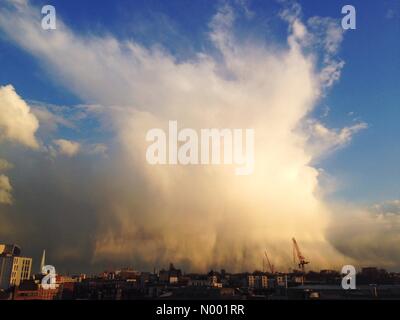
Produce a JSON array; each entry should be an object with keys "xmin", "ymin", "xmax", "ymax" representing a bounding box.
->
[{"xmin": 0, "ymin": 244, "xmax": 32, "ymax": 290}]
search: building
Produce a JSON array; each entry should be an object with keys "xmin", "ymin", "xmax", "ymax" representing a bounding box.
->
[
  {"xmin": 0, "ymin": 244, "xmax": 21, "ymax": 256},
  {"xmin": 117, "ymin": 268, "xmax": 140, "ymax": 280},
  {"xmin": 187, "ymin": 272, "xmax": 223, "ymax": 288},
  {"xmin": 246, "ymin": 274, "xmax": 268, "ymax": 289},
  {"xmin": 188, "ymin": 275, "xmax": 209, "ymax": 287},
  {"xmin": 276, "ymin": 275, "xmax": 286, "ymax": 287},
  {"xmin": 0, "ymin": 244, "xmax": 32, "ymax": 290},
  {"xmin": 159, "ymin": 263, "xmax": 182, "ymax": 284},
  {"xmin": 226, "ymin": 272, "xmax": 268, "ymax": 289},
  {"xmin": 208, "ymin": 270, "xmax": 223, "ymax": 288},
  {"xmin": 13, "ymin": 280, "xmax": 60, "ymax": 300},
  {"xmin": 253, "ymin": 274, "xmax": 268, "ymax": 289}
]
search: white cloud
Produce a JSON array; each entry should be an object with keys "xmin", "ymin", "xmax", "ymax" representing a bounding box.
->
[
  {"xmin": 31, "ymin": 104, "xmax": 74, "ymax": 133},
  {"xmin": 386, "ymin": 9, "xmax": 399, "ymax": 20},
  {"xmin": 0, "ymin": 85, "xmax": 39, "ymax": 148},
  {"xmin": 308, "ymin": 16, "xmax": 344, "ymax": 55},
  {"xmin": 328, "ymin": 200, "xmax": 400, "ymax": 269},
  {"xmin": 307, "ymin": 120, "xmax": 367, "ymax": 158},
  {"xmin": 53, "ymin": 139, "xmax": 81, "ymax": 157},
  {"xmin": 0, "ymin": 84, "xmax": 39, "ymax": 206},
  {"xmin": 87, "ymin": 143, "xmax": 108, "ymax": 156},
  {"xmin": 0, "ymin": 158, "xmax": 13, "ymax": 171},
  {"xmin": 235, "ymin": 0, "xmax": 255, "ymax": 19},
  {"xmin": 0, "ymin": 174, "xmax": 13, "ymax": 205},
  {"xmin": 279, "ymin": 1, "xmax": 302, "ymax": 24},
  {"xmin": 307, "ymin": 17, "xmax": 345, "ymax": 90},
  {"xmin": 279, "ymin": 4, "xmax": 345, "ymax": 91}
]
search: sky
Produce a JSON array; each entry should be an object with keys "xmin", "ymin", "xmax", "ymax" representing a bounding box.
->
[{"xmin": 0, "ymin": 0, "xmax": 399, "ymax": 274}]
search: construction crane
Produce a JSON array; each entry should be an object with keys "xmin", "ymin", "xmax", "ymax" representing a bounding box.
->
[
  {"xmin": 264, "ymin": 250, "xmax": 275, "ymax": 274},
  {"xmin": 292, "ymin": 238, "xmax": 309, "ymax": 273}
]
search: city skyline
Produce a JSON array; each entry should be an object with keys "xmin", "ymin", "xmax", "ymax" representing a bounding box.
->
[
  {"xmin": 3, "ymin": 241, "xmax": 400, "ymax": 301},
  {"xmin": 0, "ymin": 0, "xmax": 400, "ymax": 275}
]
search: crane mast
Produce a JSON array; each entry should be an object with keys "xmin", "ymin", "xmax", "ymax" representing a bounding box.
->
[
  {"xmin": 292, "ymin": 238, "xmax": 309, "ymax": 273},
  {"xmin": 264, "ymin": 250, "xmax": 275, "ymax": 274}
]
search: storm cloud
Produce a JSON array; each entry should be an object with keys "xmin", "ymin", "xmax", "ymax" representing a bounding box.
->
[{"xmin": 0, "ymin": 0, "xmax": 382, "ymax": 274}]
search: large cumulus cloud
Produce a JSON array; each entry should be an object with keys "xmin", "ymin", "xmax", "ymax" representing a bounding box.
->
[
  {"xmin": 0, "ymin": 0, "xmax": 374, "ymax": 273},
  {"xmin": 0, "ymin": 84, "xmax": 39, "ymax": 205}
]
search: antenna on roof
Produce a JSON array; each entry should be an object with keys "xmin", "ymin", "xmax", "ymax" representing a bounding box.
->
[{"xmin": 40, "ymin": 249, "xmax": 46, "ymax": 274}]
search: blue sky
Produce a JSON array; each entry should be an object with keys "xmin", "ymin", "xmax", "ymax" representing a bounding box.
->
[
  {"xmin": 1, "ymin": 0, "xmax": 398, "ymax": 204},
  {"xmin": 316, "ymin": 0, "xmax": 400, "ymax": 204}
]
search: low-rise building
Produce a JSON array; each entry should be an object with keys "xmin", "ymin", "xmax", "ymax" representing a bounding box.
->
[
  {"xmin": 13, "ymin": 280, "xmax": 60, "ymax": 300},
  {"xmin": 159, "ymin": 263, "xmax": 182, "ymax": 284}
]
